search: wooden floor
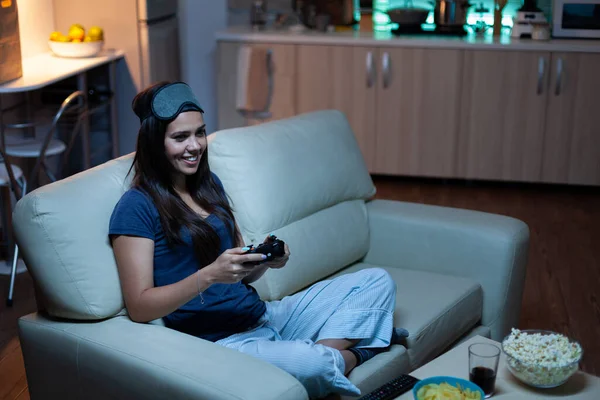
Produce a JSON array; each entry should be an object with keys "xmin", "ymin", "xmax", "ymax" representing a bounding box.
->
[
  {"xmin": 0, "ymin": 175, "xmax": 599, "ymax": 399},
  {"xmin": 372, "ymin": 175, "xmax": 600, "ymax": 377},
  {"xmin": 0, "ymin": 269, "xmax": 35, "ymax": 400}
]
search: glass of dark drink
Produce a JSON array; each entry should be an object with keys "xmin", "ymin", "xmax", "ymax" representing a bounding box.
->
[{"xmin": 468, "ymin": 343, "xmax": 500, "ymax": 398}]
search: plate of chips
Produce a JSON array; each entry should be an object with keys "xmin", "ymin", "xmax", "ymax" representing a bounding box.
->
[{"xmin": 413, "ymin": 376, "xmax": 484, "ymax": 400}]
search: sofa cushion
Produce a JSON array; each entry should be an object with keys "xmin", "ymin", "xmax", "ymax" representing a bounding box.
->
[
  {"xmin": 250, "ymin": 199, "xmax": 370, "ymax": 301},
  {"xmin": 208, "ymin": 110, "xmax": 377, "ymax": 295},
  {"xmin": 12, "ymin": 154, "xmax": 135, "ymax": 320},
  {"xmin": 207, "ymin": 110, "xmax": 376, "ymax": 237},
  {"xmin": 332, "ymin": 263, "xmax": 483, "ymax": 370}
]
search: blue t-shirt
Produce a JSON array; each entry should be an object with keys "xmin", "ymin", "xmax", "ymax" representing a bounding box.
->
[{"xmin": 108, "ymin": 173, "xmax": 266, "ymax": 342}]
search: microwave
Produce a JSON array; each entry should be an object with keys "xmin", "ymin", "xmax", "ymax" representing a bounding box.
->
[{"xmin": 553, "ymin": 0, "xmax": 600, "ymax": 38}]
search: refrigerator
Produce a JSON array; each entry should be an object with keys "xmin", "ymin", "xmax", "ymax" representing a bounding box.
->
[
  {"xmin": 137, "ymin": 0, "xmax": 181, "ymax": 89},
  {"xmin": 52, "ymin": 0, "xmax": 182, "ymax": 154}
]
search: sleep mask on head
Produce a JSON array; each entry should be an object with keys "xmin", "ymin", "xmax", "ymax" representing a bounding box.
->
[{"xmin": 141, "ymin": 82, "xmax": 204, "ymax": 122}]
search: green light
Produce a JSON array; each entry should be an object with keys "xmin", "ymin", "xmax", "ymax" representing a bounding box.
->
[
  {"xmin": 373, "ymin": 11, "xmax": 390, "ymax": 24},
  {"xmin": 371, "ymin": 0, "xmax": 515, "ymax": 31},
  {"xmin": 373, "ymin": 0, "xmax": 391, "ymax": 30},
  {"xmin": 467, "ymin": 14, "xmax": 514, "ymax": 28},
  {"xmin": 373, "ymin": 0, "xmax": 390, "ymax": 10}
]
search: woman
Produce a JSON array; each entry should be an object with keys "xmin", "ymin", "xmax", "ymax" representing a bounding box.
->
[{"xmin": 109, "ymin": 81, "xmax": 406, "ymax": 399}]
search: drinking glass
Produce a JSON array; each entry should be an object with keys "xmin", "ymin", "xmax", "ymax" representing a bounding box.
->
[{"xmin": 468, "ymin": 343, "xmax": 500, "ymax": 398}]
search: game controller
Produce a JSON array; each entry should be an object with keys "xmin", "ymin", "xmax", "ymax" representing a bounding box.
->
[{"xmin": 243, "ymin": 234, "xmax": 286, "ymax": 264}]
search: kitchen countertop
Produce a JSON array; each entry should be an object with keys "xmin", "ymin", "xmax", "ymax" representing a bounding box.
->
[
  {"xmin": 216, "ymin": 26, "xmax": 600, "ymax": 53},
  {"xmin": 0, "ymin": 48, "xmax": 125, "ymax": 93}
]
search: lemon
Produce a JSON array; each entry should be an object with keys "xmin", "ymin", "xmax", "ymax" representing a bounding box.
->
[
  {"xmin": 49, "ymin": 31, "xmax": 62, "ymax": 41},
  {"xmin": 56, "ymin": 34, "xmax": 70, "ymax": 42},
  {"xmin": 88, "ymin": 26, "xmax": 104, "ymax": 41},
  {"xmin": 83, "ymin": 35, "xmax": 93, "ymax": 42},
  {"xmin": 71, "ymin": 38, "xmax": 82, "ymax": 43},
  {"xmin": 68, "ymin": 24, "xmax": 85, "ymax": 41}
]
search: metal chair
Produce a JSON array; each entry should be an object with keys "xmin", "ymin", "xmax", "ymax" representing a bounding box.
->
[
  {"xmin": 4, "ymin": 91, "xmax": 87, "ymax": 188},
  {"xmin": 1, "ymin": 90, "xmax": 87, "ymax": 305},
  {"xmin": 0, "ymin": 164, "xmax": 26, "ymax": 306},
  {"xmin": 0, "ymin": 161, "xmax": 26, "ymax": 259}
]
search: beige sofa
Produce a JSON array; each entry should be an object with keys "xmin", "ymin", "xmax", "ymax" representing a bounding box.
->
[{"xmin": 13, "ymin": 110, "xmax": 530, "ymax": 399}]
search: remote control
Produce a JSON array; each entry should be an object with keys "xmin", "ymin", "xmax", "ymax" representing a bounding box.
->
[
  {"xmin": 358, "ymin": 374, "xmax": 420, "ymax": 400},
  {"xmin": 243, "ymin": 235, "xmax": 285, "ymax": 264}
]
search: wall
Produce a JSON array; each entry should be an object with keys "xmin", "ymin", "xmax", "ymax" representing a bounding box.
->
[
  {"xmin": 0, "ymin": 1, "xmax": 55, "ymax": 207},
  {"xmin": 52, "ymin": 0, "xmax": 141, "ymax": 155},
  {"xmin": 1, "ymin": 0, "xmax": 55, "ymax": 111},
  {"xmin": 9, "ymin": 0, "xmax": 229, "ymax": 156},
  {"xmin": 178, "ymin": 0, "xmax": 227, "ymax": 134},
  {"xmin": 52, "ymin": 0, "xmax": 233, "ymax": 149},
  {"xmin": 227, "ymin": 0, "xmax": 292, "ymax": 25},
  {"xmin": 16, "ymin": 0, "xmax": 55, "ymax": 59}
]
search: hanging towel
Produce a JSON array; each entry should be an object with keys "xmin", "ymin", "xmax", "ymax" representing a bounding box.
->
[{"xmin": 236, "ymin": 45, "xmax": 271, "ymax": 113}]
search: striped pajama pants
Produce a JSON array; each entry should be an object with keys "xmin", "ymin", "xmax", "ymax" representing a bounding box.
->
[{"xmin": 215, "ymin": 268, "xmax": 397, "ymax": 399}]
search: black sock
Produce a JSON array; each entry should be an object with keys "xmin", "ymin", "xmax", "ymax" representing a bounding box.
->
[
  {"xmin": 348, "ymin": 329, "xmax": 410, "ymax": 367},
  {"xmin": 348, "ymin": 347, "xmax": 388, "ymax": 366},
  {"xmin": 391, "ymin": 328, "xmax": 410, "ymax": 344}
]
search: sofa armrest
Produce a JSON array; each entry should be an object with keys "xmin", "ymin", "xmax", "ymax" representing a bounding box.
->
[
  {"xmin": 19, "ymin": 313, "xmax": 308, "ymax": 400},
  {"xmin": 363, "ymin": 200, "xmax": 529, "ymax": 341}
]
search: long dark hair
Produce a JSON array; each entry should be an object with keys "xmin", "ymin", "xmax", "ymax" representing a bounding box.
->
[{"xmin": 128, "ymin": 81, "xmax": 240, "ymax": 267}]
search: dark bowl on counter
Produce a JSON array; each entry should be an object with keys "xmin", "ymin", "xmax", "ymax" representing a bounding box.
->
[{"xmin": 387, "ymin": 7, "xmax": 431, "ymax": 26}]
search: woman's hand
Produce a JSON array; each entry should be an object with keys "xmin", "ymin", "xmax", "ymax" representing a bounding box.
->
[
  {"xmin": 261, "ymin": 242, "xmax": 291, "ymax": 270},
  {"xmin": 200, "ymin": 247, "xmax": 266, "ymax": 284},
  {"xmin": 241, "ymin": 239, "xmax": 291, "ymax": 284}
]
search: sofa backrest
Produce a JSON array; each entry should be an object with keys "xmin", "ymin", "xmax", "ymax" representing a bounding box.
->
[
  {"xmin": 12, "ymin": 154, "xmax": 135, "ymax": 320},
  {"xmin": 12, "ymin": 110, "xmax": 375, "ymax": 319},
  {"xmin": 208, "ymin": 110, "xmax": 376, "ymax": 300}
]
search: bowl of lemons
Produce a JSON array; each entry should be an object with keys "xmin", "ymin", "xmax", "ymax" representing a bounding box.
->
[
  {"xmin": 413, "ymin": 376, "xmax": 484, "ymax": 400},
  {"xmin": 48, "ymin": 24, "xmax": 104, "ymax": 58}
]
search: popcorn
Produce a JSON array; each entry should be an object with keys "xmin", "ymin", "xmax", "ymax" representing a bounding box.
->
[{"xmin": 502, "ymin": 329, "xmax": 583, "ymax": 388}]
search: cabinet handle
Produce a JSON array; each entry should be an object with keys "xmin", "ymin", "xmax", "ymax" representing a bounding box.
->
[
  {"xmin": 537, "ymin": 57, "xmax": 545, "ymax": 95},
  {"xmin": 555, "ymin": 57, "xmax": 564, "ymax": 96},
  {"xmin": 382, "ymin": 52, "xmax": 391, "ymax": 89},
  {"xmin": 366, "ymin": 51, "xmax": 375, "ymax": 88},
  {"xmin": 265, "ymin": 49, "xmax": 275, "ymax": 110}
]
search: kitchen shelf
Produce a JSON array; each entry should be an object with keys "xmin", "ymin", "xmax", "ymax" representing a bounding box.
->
[{"xmin": 0, "ymin": 49, "xmax": 124, "ymax": 94}]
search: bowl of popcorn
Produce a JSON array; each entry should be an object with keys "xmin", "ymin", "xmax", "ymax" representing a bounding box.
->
[{"xmin": 501, "ymin": 328, "xmax": 583, "ymax": 388}]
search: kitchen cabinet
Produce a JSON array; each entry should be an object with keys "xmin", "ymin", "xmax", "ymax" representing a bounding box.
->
[
  {"xmin": 374, "ymin": 48, "xmax": 463, "ymax": 177},
  {"xmin": 296, "ymin": 45, "xmax": 377, "ymax": 171},
  {"xmin": 217, "ymin": 41, "xmax": 296, "ymax": 130},
  {"xmin": 458, "ymin": 50, "xmax": 600, "ymax": 185},
  {"xmin": 296, "ymin": 45, "xmax": 462, "ymax": 176},
  {"xmin": 542, "ymin": 53, "xmax": 600, "ymax": 185},
  {"xmin": 216, "ymin": 37, "xmax": 600, "ymax": 185},
  {"xmin": 457, "ymin": 50, "xmax": 550, "ymax": 182}
]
